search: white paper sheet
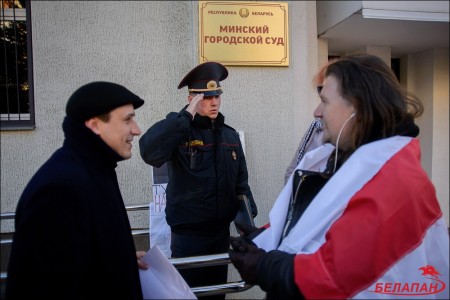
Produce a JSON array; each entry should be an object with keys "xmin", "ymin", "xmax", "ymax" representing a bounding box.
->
[
  {"xmin": 149, "ymin": 196, "xmax": 171, "ymax": 257},
  {"xmin": 139, "ymin": 245, "xmax": 197, "ymax": 299}
]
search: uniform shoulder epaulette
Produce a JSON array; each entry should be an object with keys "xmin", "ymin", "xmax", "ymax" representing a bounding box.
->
[{"xmin": 224, "ymin": 124, "xmax": 237, "ymax": 131}]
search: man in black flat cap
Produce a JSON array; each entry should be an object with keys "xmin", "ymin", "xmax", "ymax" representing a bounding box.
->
[
  {"xmin": 6, "ymin": 81, "xmax": 148, "ymax": 300},
  {"xmin": 139, "ymin": 62, "xmax": 258, "ymax": 299}
]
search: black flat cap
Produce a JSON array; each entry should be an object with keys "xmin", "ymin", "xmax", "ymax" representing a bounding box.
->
[
  {"xmin": 178, "ymin": 62, "xmax": 228, "ymax": 96},
  {"xmin": 66, "ymin": 81, "xmax": 145, "ymax": 121}
]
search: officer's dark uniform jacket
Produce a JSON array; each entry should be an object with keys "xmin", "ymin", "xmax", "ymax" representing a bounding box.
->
[{"xmin": 139, "ymin": 107, "xmax": 257, "ymax": 234}]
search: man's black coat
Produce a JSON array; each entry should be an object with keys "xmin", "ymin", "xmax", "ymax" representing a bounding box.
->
[{"xmin": 6, "ymin": 117, "xmax": 143, "ymax": 300}]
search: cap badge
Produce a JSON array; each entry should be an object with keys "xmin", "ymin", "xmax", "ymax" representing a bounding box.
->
[
  {"xmin": 207, "ymin": 80, "xmax": 217, "ymax": 90},
  {"xmin": 232, "ymin": 150, "xmax": 237, "ymax": 160}
]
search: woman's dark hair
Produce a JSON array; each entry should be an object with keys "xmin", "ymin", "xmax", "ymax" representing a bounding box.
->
[{"xmin": 324, "ymin": 54, "xmax": 423, "ymax": 152}]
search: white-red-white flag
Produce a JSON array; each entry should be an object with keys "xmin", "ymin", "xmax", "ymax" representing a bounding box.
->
[{"xmin": 255, "ymin": 136, "xmax": 449, "ymax": 299}]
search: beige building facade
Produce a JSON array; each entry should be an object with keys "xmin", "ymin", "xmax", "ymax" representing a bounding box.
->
[{"xmin": 1, "ymin": 1, "xmax": 448, "ymax": 298}]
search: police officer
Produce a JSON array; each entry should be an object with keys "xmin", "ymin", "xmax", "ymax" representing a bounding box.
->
[{"xmin": 139, "ymin": 62, "xmax": 257, "ymax": 299}]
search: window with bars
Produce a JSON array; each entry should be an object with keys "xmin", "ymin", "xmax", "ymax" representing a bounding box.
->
[{"xmin": 1, "ymin": 0, "xmax": 34, "ymax": 130}]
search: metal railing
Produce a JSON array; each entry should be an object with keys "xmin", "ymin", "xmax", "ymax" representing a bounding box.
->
[
  {"xmin": 0, "ymin": 205, "xmax": 252, "ymax": 297},
  {"xmin": 1, "ymin": 204, "xmax": 151, "ymax": 245},
  {"xmin": 170, "ymin": 253, "xmax": 253, "ymax": 297}
]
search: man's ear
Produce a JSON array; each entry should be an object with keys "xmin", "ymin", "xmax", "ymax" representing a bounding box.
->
[
  {"xmin": 187, "ymin": 94, "xmax": 193, "ymax": 103},
  {"xmin": 85, "ymin": 118, "xmax": 101, "ymax": 135}
]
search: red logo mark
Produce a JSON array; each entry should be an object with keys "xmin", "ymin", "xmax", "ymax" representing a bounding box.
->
[{"xmin": 419, "ymin": 265, "xmax": 441, "ymax": 278}]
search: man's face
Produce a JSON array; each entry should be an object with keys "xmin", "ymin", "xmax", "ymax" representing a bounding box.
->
[
  {"xmin": 88, "ymin": 104, "xmax": 142, "ymax": 159},
  {"xmin": 194, "ymin": 94, "xmax": 221, "ymax": 119}
]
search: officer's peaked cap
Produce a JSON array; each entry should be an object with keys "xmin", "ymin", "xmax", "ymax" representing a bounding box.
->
[
  {"xmin": 66, "ymin": 81, "xmax": 145, "ymax": 121},
  {"xmin": 178, "ymin": 62, "xmax": 228, "ymax": 96}
]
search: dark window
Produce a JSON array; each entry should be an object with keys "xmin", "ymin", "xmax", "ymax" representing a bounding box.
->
[
  {"xmin": 1, "ymin": 0, "xmax": 34, "ymax": 130},
  {"xmin": 391, "ymin": 58, "xmax": 400, "ymax": 81}
]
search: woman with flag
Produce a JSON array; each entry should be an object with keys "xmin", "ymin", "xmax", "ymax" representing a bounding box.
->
[{"xmin": 228, "ymin": 54, "xmax": 449, "ymax": 299}]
